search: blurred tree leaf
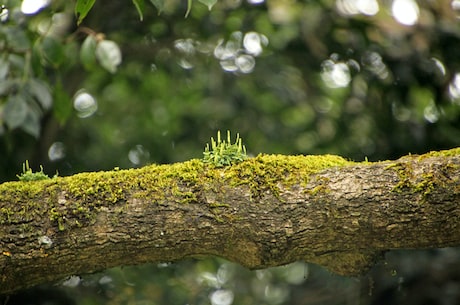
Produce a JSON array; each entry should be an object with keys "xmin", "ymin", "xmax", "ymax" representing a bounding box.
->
[
  {"xmin": 3, "ymin": 94, "xmax": 28, "ymax": 130},
  {"xmin": 132, "ymin": 0, "xmax": 145, "ymax": 21},
  {"xmin": 80, "ymin": 35, "xmax": 97, "ymax": 70},
  {"xmin": 3, "ymin": 27, "xmax": 30, "ymax": 52},
  {"xmin": 95, "ymin": 40, "xmax": 122, "ymax": 73},
  {"xmin": 39, "ymin": 36, "xmax": 65, "ymax": 68},
  {"xmin": 0, "ymin": 57, "xmax": 9, "ymax": 80},
  {"xmin": 75, "ymin": 0, "xmax": 96, "ymax": 25},
  {"xmin": 25, "ymin": 78, "xmax": 52, "ymax": 110},
  {"xmin": 53, "ymin": 80, "xmax": 73, "ymax": 125},
  {"xmin": 0, "ymin": 80, "xmax": 16, "ymax": 96},
  {"xmin": 149, "ymin": 0, "xmax": 165, "ymax": 14},
  {"xmin": 20, "ymin": 108, "xmax": 41, "ymax": 138},
  {"xmin": 198, "ymin": 0, "xmax": 217, "ymax": 11},
  {"xmin": 185, "ymin": 0, "xmax": 192, "ymax": 17},
  {"xmin": 7, "ymin": 54, "xmax": 25, "ymax": 73}
]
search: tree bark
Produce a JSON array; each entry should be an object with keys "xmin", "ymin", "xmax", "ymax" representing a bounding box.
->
[{"xmin": 1, "ymin": 148, "xmax": 460, "ymax": 294}]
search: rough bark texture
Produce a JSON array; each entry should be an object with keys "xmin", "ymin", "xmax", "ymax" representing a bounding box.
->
[{"xmin": 1, "ymin": 149, "xmax": 460, "ymax": 294}]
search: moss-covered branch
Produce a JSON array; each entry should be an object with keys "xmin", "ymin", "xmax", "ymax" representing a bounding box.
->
[{"xmin": 1, "ymin": 149, "xmax": 460, "ymax": 294}]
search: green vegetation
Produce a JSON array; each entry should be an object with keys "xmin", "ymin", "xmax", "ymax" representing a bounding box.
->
[
  {"xmin": 16, "ymin": 160, "xmax": 52, "ymax": 181},
  {"xmin": 203, "ymin": 130, "xmax": 247, "ymax": 167}
]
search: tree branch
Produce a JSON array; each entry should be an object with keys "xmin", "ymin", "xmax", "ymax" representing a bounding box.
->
[{"xmin": 1, "ymin": 148, "xmax": 460, "ymax": 294}]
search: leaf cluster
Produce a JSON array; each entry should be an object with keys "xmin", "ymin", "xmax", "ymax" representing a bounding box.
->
[
  {"xmin": 0, "ymin": 3, "xmax": 73, "ymax": 137},
  {"xmin": 76, "ymin": 0, "xmax": 218, "ymax": 24},
  {"xmin": 203, "ymin": 131, "xmax": 247, "ymax": 167}
]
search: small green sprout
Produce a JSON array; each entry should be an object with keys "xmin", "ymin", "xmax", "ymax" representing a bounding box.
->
[
  {"xmin": 17, "ymin": 160, "xmax": 52, "ymax": 181},
  {"xmin": 203, "ymin": 130, "xmax": 248, "ymax": 167}
]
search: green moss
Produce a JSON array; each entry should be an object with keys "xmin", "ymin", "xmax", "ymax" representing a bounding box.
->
[
  {"xmin": 0, "ymin": 179, "xmax": 54, "ymax": 225},
  {"xmin": 385, "ymin": 162, "xmax": 437, "ymax": 196},
  {"xmin": 416, "ymin": 147, "xmax": 460, "ymax": 159},
  {"xmin": 225, "ymin": 154, "xmax": 352, "ymax": 200},
  {"xmin": 0, "ymin": 153, "xmax": 354, "ymax": 231},
  {"xmin": 3, "ymin": 148, "xmax": 459, "ymax": 231},
  {"xmin": 385, "ymin": 148, "xmax": 460, "ymax": 198},
  {"xmin": 308, "ymin": 184, "xmax": 330, "ymax": 196},
  {"xmin": 385, "ymin": 162, "xmax": 413, "ymax": 193}
]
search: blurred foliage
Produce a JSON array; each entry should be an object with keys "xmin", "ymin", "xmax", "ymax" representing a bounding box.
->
[{"xmin": 1, "ymin": 0, "xmax": 460, "ymax": 304}]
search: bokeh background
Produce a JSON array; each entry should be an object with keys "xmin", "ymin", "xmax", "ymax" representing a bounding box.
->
[{"xmin": 1, "ymin": 0, "xmax": 460, "ymax": 304}]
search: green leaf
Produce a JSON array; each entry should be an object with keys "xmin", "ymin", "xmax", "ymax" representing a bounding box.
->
[
  {"xmin": 198, "ymin": 0, "xmax": 217, "ymax": 10},
  {"xmin": 95, "ymin": 40, "xmax": 122, "ymax": 73},
  {"xmin": 40, "ymin": 36, "xmax": 65, "ymax": 67},
  {"xmin": 185, "ymin": 0, "xmax": 192, "ymax": 17},
  {"xmin": 149, "ymin": 0, "xmax": 164, "ymax": 14},
  {"xmin": 8, "ymin": 54, "xmax": 25, "ymax": 71},
  {"xmin": 132, "ymin": 0, "xmax": 145, "ymax": 21},
  {"xmin": 75, "ymin": 0, "xmax": 96, "ymax": 25},
  {"xmin": 53, "ymin": 80, "xmax": 73, "ymax": 124},
  {"xmin": 0, "ymin": 79, "xmax": 16, "ymax": 96},
  {"xmin": 3, "ymin": 94, "xmax": 28, "ymax": 129},
  {"xmin": 4, "ymin": 27, "xmax": 30, "ymax": 52},
  {"xmin": 0, "ymin": 56, "xmax": 9, "ymax": 80},
  {"xmin": 25, "ymin": 78, "xmax": 52, "ymax": 110},
  {"xmin": 80, "ymin": 35, "xmax": 97, "ymax": 70},
  {"xmin": 20, "ymin": 109, "xmax": 41, "ymax": 138}
]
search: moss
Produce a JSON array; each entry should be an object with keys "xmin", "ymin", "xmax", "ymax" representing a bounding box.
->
[
  {"xmin": 225, "ymin": 154, "xmax": 351, "ymax": 200},
  {"xmin": 0, "ymin": 154, "xmax": 354, "ymax": 231},
  {"xmin": 416, "ymin": 147, "xmax": 460, "ymax": 159},
  {"xmin": 385, "ymin": 162, "xmax": 413, "ymax": 193},
  {"xmin": 5, "ymin": 149, "xmax": 458, "ymax": 231},
  {"xmin": 385, "ymin": 148, "xmax": 460, "ymax": 198},
  {"xmin": 0, "ymin": 179, "xmax": 55, "ymax": 225},
  {"xmin": 385, "ymin": 162, "xmax": 437, "ymax": 197}
]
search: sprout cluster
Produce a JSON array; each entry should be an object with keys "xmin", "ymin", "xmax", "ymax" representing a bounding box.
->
[
  {"xmin": 203, "ymin": 131, "xmax": 247, "ymax": 167},
  {"xmin": 17, "ymin": 160, "xmax": 51, "ymax": 181}
]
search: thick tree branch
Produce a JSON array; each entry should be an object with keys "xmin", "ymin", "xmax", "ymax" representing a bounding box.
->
[{"xmin": 1, "ymin": 148, "xmax": 460, "ymax": 294}]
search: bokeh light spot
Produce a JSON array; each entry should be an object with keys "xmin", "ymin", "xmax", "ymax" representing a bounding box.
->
[
  {"xmin": 48, "ymin": 142, "xmax": 66, "ymax": 161},
  {"xmin": 73, "ymin": 90, "xmax": 98, "ymax": 118},
  {"xmin": 431, "ymin": 57, "xmax": 446, "ymax": 76},
  {"xmin": 128, "ymin": 144, "xmax": 150, "ymax": 166},
  {"xmin": 247, "ymin": 0, "xmax": 264, "ymax": 4},
  {"xmin": 321, "ymin": 60, "xmax": 351, "ymax": 88},
  {"xmin": 361, "ymin": 51, "xmax": 389, "ymax": 79},
  {"xmin": 392, "ymin": 0, "xmax": 419, "ymax": 26},
  {"xmin": 243, "ymin": 32, "xmax": 268, "ymax": 56},
  {"xmin": 62, "ymin": 275, "xmax": 81, "ymax": 288},
  {"xmin": 209, "ymin": 289, "xmax": 234, "ymax": 305},
  {"xmin": 423, "ymin": 101, "xmax": 440, "ymax": 123},
  {"xmin": 452, "ymin": 0, "xmax": 460, "ymax": 17},
  {"xmin": 336, "ymin": 0, "xmax": 379, "ymax": 16},
  {"xmin": 235, "ymin": 54, "xmax": 255, "ymax": 73},
  {"xmin": 448, "ymin": 73, "xmax": 460, "ymax": 102},
  {"xmin": 21, "ymin": 0, "xmax": 50, "ymax": 14},
  {"xmin": 0, "ymin": 5, "xmax": 9, "ymax": 22}
]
